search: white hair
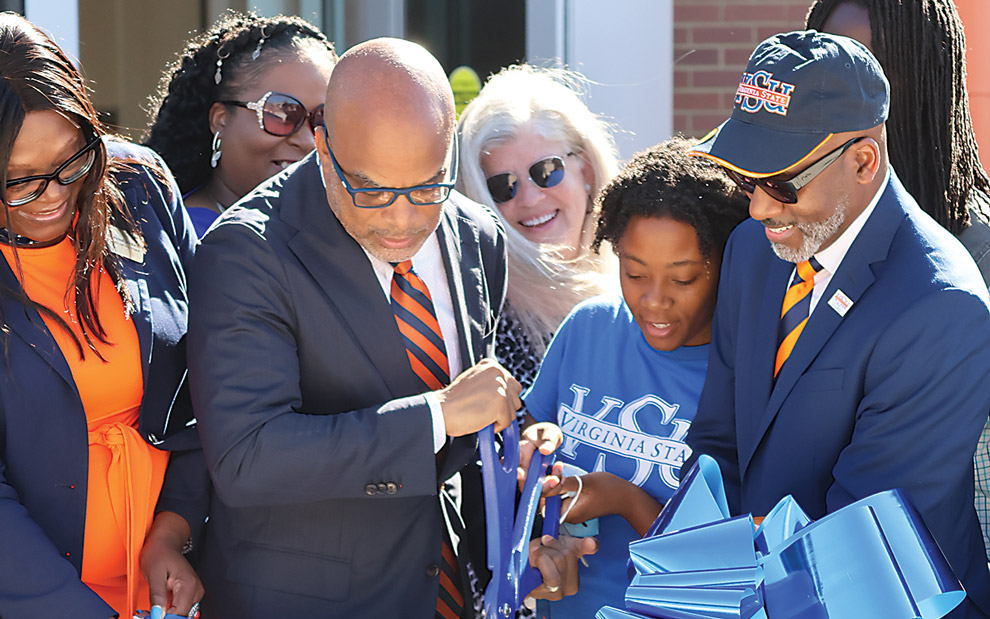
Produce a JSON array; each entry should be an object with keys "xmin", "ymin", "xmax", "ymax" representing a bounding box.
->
[{"xmin": 457, "ymin": 64, "xmax": 620, "ymax": 355}]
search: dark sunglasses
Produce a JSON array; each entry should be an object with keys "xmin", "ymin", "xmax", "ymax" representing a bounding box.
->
[
  {"xmin": 725, "ymin": 137, "xmax": 864, "ymax": 204},
  {"xmin": 5, "ymin": 132, "xmax": 102, "ymax": 207},
  {"xmin": 222, "ymin": 91, "xmax": 324, "ymax": 137},
  {"xmin": 485, "ymin": 153, "xmax": 574, "ymax": 204}
]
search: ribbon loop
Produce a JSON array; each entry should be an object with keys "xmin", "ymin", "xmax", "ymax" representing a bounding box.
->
[{"xmin": 598, "ymin": 455, "xmax": 965, "ymax": 619}]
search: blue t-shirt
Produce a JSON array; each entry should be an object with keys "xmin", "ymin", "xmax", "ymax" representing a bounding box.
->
[{"xmin": 525, "ymin": 295, "xmax": 708, "ymax": 617}]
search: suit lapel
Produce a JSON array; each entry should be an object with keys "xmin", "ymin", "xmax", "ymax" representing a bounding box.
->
[
  {"xmin": 437, "ymin": 207, "xmax": 479, "ymax": 369},
  {"xmin": 436, "ymin": 205, "xmax": 485, "ymax": 482},
  {"xmin": 737, "ymin": 257, "xmax": 791, "ymax": 470},
  {"xmin": 740, "ymin": 175, "xmax": 902, "ymax": 475},
  {"xmin": 282, "ymin": 156, "xmax": 419, "ymax": 400}
]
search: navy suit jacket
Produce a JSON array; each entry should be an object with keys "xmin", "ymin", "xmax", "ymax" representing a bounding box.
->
[
  {"xmin": 0, "ymin": 141, "xmax": 206, "ymax": 618},
  {"xmin": 686, "ymin": 171, "xmax": 990, "ymax": 618},
  {"xmin": 187, "ymin": 153, "xmax": 507, "ymax": 618}
]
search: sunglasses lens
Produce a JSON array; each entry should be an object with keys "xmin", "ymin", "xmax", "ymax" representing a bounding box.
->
[
  {"xmin": 310, "ymin": 104, "xmax": 325, "ymax": 130},
  {"xmin": 486, "ymin": 173, "xmax": 517, "ymax": 204},
  {"xmin": 760, "ymin": 179, "xmax": 798, "ymax": 204},
  {"xmin": 262, "ymin": 93, "xmax": 306, "ymax": 136},
  {"xmin": 530, "ymin": 156, "xmax": 565, "ymax": 189},
  {"xmin": 725, "ymin": 169, "xmax": 756, "ymax": 194}
]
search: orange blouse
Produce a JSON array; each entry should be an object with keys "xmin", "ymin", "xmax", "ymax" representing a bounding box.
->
[{"xmin": 1, "ymin": 238, "xmax": 168, "ymax": 617}]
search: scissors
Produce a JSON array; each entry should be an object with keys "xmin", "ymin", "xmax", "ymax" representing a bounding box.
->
[{"xmin": 479, "ymin": 421, "xmax": 562, "ymax": 618}]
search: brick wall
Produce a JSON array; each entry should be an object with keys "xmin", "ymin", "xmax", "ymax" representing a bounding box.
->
[{"xmin": 673, "ymin": 0, "xmax": 814, "ymax": 138}]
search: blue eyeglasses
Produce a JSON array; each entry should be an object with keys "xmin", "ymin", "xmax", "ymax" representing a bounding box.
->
[{"xmin": 322, "ymin": 128, "xmax": 457, "ymax": 209}]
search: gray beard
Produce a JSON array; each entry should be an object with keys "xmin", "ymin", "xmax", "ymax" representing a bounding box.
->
[{"xmin": 770, "ymin": 197, "xmax": 848, "ymax": 263}]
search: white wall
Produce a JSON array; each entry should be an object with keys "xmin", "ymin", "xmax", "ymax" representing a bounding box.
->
[
  {"xmin": 527, "ymin": 0, "xmax": 674, "ymax": 162},
  {"xmin": 25, "ymin": 0, "xmax": 79, "ymax": 63}
]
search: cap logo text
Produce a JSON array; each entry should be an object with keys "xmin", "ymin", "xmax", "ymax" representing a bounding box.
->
[{"xmin": 736, "ymin": 71, "xmax": 795, "ymax": 116}]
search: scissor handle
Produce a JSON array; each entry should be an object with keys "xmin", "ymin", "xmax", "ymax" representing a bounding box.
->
[{"xmin": 516, "ymin": 451, "xmax": 563, "ymax": 604}]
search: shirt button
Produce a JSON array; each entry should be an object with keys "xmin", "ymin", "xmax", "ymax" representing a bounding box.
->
[
  {"xmin": 426, "ymin": 564, "xmax": 440, "ymax": 577},
  {"xmin": 376, "ymin": 482, "xmax": 388, "ymax": 495},
  {"xmin": 365, "ymin": 484, "xmax": 378, "ymax": 496},
  {"xmin": 386, "ymin": 482, "xmax": 398, "ymax": 495}
]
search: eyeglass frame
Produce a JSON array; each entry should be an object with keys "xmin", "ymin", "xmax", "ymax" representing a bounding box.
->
[
  {"xmin": 321, "ymin": 127, "xmax": 458, "ymax": 209},
  {"xmin": 725, "ymin": 137, "xmax": 865, "ymax": 204},
  {"xmin": 4, "ymin": 130, "xmax": 103, "ymax": 207},
  {"xmin": 221, "ymin": 91, "xmax": 325, "ymax": 137},
  {"xmin": 485, "ymin": 152, "xmax": 576, "ymax": 204}
]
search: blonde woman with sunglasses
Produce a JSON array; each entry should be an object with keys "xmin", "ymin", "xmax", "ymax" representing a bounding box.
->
[
  {"xmin": 145, "ymin": 12, "xmax": 337, "ymax": 236},
  {"xmin": 457, "ymin": 65, "xmax": 620, "ymax": 392}
]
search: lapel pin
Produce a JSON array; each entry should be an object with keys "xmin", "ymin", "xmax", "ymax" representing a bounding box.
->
[{"xmin": 827, "ymin": 289, "xmax": 853, "ymax": 317}]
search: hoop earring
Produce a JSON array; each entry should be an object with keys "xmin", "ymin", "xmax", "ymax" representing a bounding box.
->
[{"xmin": 210, "ymin": 131, "xmax": 222, "ymax": 168}]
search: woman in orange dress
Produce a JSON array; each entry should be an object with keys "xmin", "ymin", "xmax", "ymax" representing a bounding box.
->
[{"xmin": 0, "ymin": 14, "xmax": 207, "ymax": 619}]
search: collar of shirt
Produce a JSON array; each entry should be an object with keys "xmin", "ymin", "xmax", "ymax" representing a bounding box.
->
[{"xmin": 807, "ymin": 166, "xmax": 891, "ymax": 314}]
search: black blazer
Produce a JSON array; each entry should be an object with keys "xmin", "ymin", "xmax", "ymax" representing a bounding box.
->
[
  {"xmin": 188, "ymin": 153, "xmax": 507, "ymax": 618},
  {"xmin": 0, "ymin": 141, "xmax": 207, "ymax": 618}
]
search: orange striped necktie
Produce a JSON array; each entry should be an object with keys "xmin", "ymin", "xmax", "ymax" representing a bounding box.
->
[
  {"xmin": 388, "ymin": 260, "xmax": 463, "ymax": 619},
  {"xmin": 774, "ymin": 257, "xmax": 823, "ymax": 378},
  {"xmin": 390, "ymin": 260, "xmax": 450, "ymax": 391}
]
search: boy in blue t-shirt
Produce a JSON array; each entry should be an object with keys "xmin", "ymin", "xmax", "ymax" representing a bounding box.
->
[{"xmin": 522, "ymin": 137, "xmax": 748, "ymax": 615}]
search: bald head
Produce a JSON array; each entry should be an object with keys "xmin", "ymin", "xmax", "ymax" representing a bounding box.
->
[
  {"xmin": 316, "ymin": 38, "xmax": 457, "ymax": 263},
  {"xmin": 326, "ymin": 38, "xmax": 455, "ymax": 143}
]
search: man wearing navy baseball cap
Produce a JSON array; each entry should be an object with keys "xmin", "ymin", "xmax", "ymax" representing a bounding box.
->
[{"xmin": 684, "ymin": 30, "xmax": 990, "ymax": 617}]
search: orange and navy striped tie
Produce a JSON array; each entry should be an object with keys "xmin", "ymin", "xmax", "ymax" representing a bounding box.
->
[
  {"xmin": 774, "ymin": 257, "xmax": 823, "ymax": 377},
  {"xmin": 389, "ymin": 260, "xmax": 464, "ymax": 619},
  {"xmin": 391, "ymin": 260, "xmax": 450, "ymax": 390}
]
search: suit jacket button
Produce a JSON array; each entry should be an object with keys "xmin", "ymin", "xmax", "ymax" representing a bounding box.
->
[
  {"xmin": 365, "ymin": 484, "xmax": 378, "ymax": 496},
  {"xmin": 376, "ymin": 482, "xmax": 388, "ymax": 494},
  {"xmin": 386, "ymin": 482, "xmax": 398, "ymax": 495},
  {"xmin": 426, "ymin": 564, "xmax": 441, "ymax": 577}
]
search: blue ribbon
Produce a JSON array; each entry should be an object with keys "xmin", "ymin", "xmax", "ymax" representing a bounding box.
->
[
  {"xmin": 598, "ymin": 455, "xmax": 965, "ymax": 619},
  {"xmin": 480, "ymin": 421, "xmax": 562, "ymax": 618}
]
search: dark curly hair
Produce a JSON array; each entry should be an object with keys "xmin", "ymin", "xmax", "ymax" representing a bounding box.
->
[
  {"xmin": 594, "ymin": 136, "xmax": 749, "ymax": 263},
  {"xmin": 807, "ymin": 0, "xmax": 990, "ymax": 236},
  {"xmin": 144, "ymin": 12, "xmax": 336, "ymax": 194}
]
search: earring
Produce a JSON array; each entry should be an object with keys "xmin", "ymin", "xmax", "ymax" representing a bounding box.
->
[
  {"xmin": 585, "ymin": 183, "xmax": 591, "ymax": 192},
  {"xmin": 214, "ymin": 46, "xmax": 230, "ymax": 85},
  {"xmin": 251, "ymin": 26, "xmax": 270, "ymax": 60},
  {"xmin": 210, "ymin": 131, "xmax": 222, "ymax": 168}
]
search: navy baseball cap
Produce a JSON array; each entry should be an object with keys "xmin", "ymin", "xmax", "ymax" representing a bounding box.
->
[{"xmin": 690, "ymin": 30, "xmax": 889, "ymax": 177}]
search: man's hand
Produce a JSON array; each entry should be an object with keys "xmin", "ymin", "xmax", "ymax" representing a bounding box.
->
[
  {"xmin": 435, "ymin": 358, "xmax": 521, "ymax": 436},
  {"xmin": 527, "ymin": 533, "xmax": 599, "ymax": 600},
  {"xmin": 139, "ymin": 511, "xmax": 204, "ymax": 616}
]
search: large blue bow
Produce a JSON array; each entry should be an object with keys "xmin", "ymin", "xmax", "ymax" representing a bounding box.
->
[{"xmin": 597, "ymin": 455, "xmax": 965, "ymax": 619}]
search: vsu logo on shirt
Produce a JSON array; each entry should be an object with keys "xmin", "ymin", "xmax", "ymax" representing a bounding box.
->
[
  {"xmin": 556, "ymin": 383, "xmax": 692, "ymax": 491},
  {"xmin": 735, "ymin": 70, "xmax": 796, "ymax": 116}
]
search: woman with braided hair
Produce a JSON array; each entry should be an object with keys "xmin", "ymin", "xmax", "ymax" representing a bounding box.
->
[
  {"xmin": 806, "ymin": 0, "xmax": 990, "ymax": 281},
  {"xmin": 145, "ymin": 12, "xmax": 336, "ymax": 235}
]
